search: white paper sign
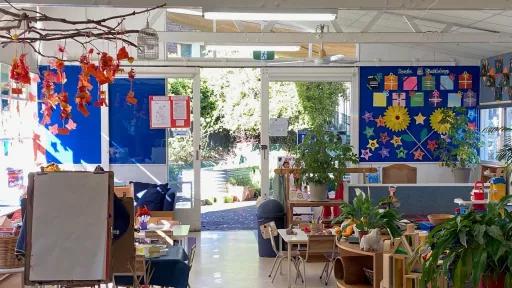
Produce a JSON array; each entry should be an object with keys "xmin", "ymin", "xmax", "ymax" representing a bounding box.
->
[
  {"xmin": 172, "ymin": 98, "xmax": 187, "ymax": 120},
  {"xmin": 150, "ymin": 97, "xmax": 171, "ymax": 128},
  {"xmin": 269, "ymin": 118, "xmax": 289, "ymax": 137}
]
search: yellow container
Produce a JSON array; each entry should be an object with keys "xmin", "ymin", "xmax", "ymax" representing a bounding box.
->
[{"xmin": 490, "ymin": 178, "xmax": 506, "ymax": 202}]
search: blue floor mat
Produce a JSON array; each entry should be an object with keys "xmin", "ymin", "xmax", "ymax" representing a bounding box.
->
[{"xmin": 201, "ymin": 204, "xmax": 257, "ymax": 231}]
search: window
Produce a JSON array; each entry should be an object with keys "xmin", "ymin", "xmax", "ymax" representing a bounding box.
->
[{"xmin": 480, "ymin": 108, "xmax": 504, "ymax": 162}]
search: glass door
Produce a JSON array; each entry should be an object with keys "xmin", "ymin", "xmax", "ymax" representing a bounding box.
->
[
  {"xmin": 261, "ymin": 68, "xmax": 355, "ymax": 202},
  {"xmin": 166, "ymin": 69, "xmax": 201, "ymax": 231}
]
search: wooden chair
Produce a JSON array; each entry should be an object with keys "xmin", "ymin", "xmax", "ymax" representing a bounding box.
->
[
  {"xmin": 295, "ymin": 234, "xmax": 336, "ymax": 287},
  {"xmin": 382, "ymin": 164, "xmax": 417, "ymax": 184}
]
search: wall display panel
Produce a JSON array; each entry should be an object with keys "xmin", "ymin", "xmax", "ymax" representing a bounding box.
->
[
  {"xmin": 38, "ymin": 65, "xmax": 101, "ymax": 164},
  {"xmin": 108, "ymin": 78, "xmax": 166, "ymax": 164},
  {"xmin": 480, "ymin": 53, "xmax": 512, "ymax": 104},
  {"xmin": 359, "ymin": 66, "xmax": 480, "ymax": 162}
]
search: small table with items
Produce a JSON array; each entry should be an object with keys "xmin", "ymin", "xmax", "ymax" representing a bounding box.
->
[
  {"xmin": 287, "ymin": 200, "xmax": 343, "ymax": 225},
  {"xmin": 135, "ymin": 224, "xmax": 190, "ymax": 246},
  {"xmin": 277, "ymin": 228, "xmax": 308, "ymax": 288}
]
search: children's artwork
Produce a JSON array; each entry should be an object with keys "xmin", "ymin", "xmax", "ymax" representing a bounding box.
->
[
  {"xmin": 422, "ymin": 74, "xmax": 435, "ymax": 90},
  {"xmin": 403, "ymin": 76, "xmax": 417, "ymax": 91},
  {"xmin": 458, "ymin": 72, "xmax": 472, "ymax": 89},
  {"xmin": 440, "ymin": 74, "xmax": 454, "ymax": 90},
  {"xmin": 410, "ymin": 92, "xmax": 424, "ymax": 107},
  {"xmin": 392, "ymin": 92, "xmax": 406, "ymax": 106},
  {"xmin": 496, "ymin": 58, "xmax": 503, "ymax": 74},
  {"xmin": 447, "ymin": 92, "xmax": 462, "ymax": 107},
  {"xmin": 373, "ymin": 92, "xmax": 386, "ymax": 107},
  {"xmin": 429, "ymin": 90, "xmax": 442, "ymax": 107},
  {"xmin": 367, "ymin": 75, "xmax": 380, "ymax": 91},
  {"xmin": 481, "ymin": 59, "xmax": 489, "ymax": 77},
  {"xmin": 360, "ymin": 66, "xmax": 479, "ymax": 162},
  {"xmin": 384, "ymin": 73, "xmax": 398, "ymax": 90}
]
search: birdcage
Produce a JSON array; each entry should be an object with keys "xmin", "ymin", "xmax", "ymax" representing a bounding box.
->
[{"xmin": 137, "ymin": 19, "xmax": 159, "ymax": 60}]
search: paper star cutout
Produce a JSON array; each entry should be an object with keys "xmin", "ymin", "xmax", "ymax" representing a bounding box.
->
[
  {"xmin": 65, "ymin": 119, "xmax": 77, "ymax": 130},
  {"xmin": 380, "ymin": 132, "xmax": 390, "ymax": 144},
  {"xmin": 378, "ymin": 147, "xmax": 390, "ymax": 158},
  {"xmin": 413, "ymin": 149, "xmax": 425, "ymax": 160},
  {"xmin": 427, "ymin": 140, "xmax": 438, "ymax": 152},
  {"xmin": 391, "ymin": 135, "xmax": 402, "ymax": 147},
  {"xmin": 441, "ymin": 134, "xmax": 451, "ymax": 143},
  {"xmin": 375, "ymin": 115, "xmax": 386, "ymax": 127},
  {"xmin": 362, "ymin": 111, "xmax": 374, "ymax": 122},
  {"xmin": 360, "ymin": 149, "xmax": 373, "ymax": 161},
  {"xmin": 363, "ymin": 126, "xmax": 375, "ymax": 138},
  {"xmin": 414, "ymin": 113, "xmax": 426, "ymax": 125},
  {"xmin": 367, "ymin": 139, "xmax": 379, "ymax": 151},
  {"xmin": 396, "ymin": 147, "xmax": 407, "ymax": 159},
  {"xmin": 49, "ymin": 124, "xmax": 59, "ymax": 135},
  {"xmin": 468, "ymin": 122, "xmax": 477, "ymax": 131}
]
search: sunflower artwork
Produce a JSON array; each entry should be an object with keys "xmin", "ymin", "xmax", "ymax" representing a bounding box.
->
[{"xmin": 359, "ymin": 66, "xmax": 479, "ymax": 162}]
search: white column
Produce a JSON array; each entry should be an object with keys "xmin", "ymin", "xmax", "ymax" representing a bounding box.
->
[{"xmin": 260, "ymin": 69, "xmax": 270, "ymax": 197}]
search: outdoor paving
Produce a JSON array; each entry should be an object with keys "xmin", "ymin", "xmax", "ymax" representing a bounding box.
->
[{"xmin": 201, "ymin": 201, "xmax": 257, "ymax": 231}]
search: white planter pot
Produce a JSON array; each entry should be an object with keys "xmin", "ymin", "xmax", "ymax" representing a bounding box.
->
[{"xmin": 309, "ymin": 183, "xmax": 327, "ymax": 201}]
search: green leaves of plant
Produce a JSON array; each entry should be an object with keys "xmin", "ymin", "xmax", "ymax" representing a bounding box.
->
[{"xmin": 487, "ymin": 225, "xmax": 505, "ymax": 242}]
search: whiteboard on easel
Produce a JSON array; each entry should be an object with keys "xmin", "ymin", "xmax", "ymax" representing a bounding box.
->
[{"xmin": 25, "ymin": 171, "xmax": 113, "ymax": 285}]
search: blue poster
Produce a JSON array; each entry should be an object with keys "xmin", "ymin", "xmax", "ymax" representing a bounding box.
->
[{"xmin": 359, "ymin": 66, "xmax": 480, "ymax": 162}]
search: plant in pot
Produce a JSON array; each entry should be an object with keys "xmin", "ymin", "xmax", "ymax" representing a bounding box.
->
[
  {"xmin": 296, "ymin": 127, "xmax": 358, "ymax": 201},
  {"xmin": 333, "ymin": 191, "xmax": 402, "ymax": 239},
  {"xmin": 436, "ymin": 107, "xmax": 481, "ymax": 183},
  {"xmin": 421, "ymin": 196, "xmax": 512, "ymax": 288}
]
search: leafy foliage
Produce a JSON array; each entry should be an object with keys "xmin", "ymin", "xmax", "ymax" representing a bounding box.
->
[
  {"xmin": 436, "ymin": 107, "xmax": 481, "ymax": 168},
  {"xmin": 333, "ymin": 192, "xmax": 402, "ymax": 238},
  {"xmin": 296, "ymin": 127, "xmax": 358, "ymax": 185},
  {"xmin": 421, "ymin": 195, "xmax": 512, "ymax": 288},
  {"xmin": 484, "ymin": 126, "xmax": 512, "ymax": 167}
]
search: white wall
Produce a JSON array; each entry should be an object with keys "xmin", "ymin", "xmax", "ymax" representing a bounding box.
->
[{"xmin": 350, "ymin": 44, "xmax": 481, "ymax": 184}]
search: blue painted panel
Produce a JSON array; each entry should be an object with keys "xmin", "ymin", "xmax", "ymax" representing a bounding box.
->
[
  {"xmin": 108, "ymin": 78, "xmax": 166, "ymax": 164},
  {"xmin": 38, "ymin": 65, "xmax": 101, "ymax": 164},
  {"xmin": 359, "ymin": 66, "xmax": 480, "ymax": 163}
]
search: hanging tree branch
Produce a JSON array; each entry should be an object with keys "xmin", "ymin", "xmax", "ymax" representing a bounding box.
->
[{"xmin": 0, "ymin": 0, "xmax": 165, "ymax": 55}]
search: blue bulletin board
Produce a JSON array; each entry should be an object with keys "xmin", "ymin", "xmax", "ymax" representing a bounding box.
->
[{"xmin": 359, "ymin": 66, "xmax": 480, "ymax": 162}]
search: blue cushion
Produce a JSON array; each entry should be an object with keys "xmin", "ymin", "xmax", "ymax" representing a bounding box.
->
[
  {"xmin": 130, "ymin": 181, "xmax": 156, "ymax": 202},
  {"xmin": 137, "ymin": 186, "xmax": 165, "ymax": 211},
  {"xmin": 163, "ymin": 190, "xmax": 176, "ymax": 211}
]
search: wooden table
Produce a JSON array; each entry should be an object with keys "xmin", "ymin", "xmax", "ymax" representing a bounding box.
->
[
  {"xmin": 136, "ymin": 224, "xmax": 190, "ymax": 246},
  {"xmin": 287, "ymin": 200, "xmax": 343, "ymax": 225},
  {"xmin": 0, "ymin": 267, "xmax": 24, "ymax": 288},
  {"xmin": 277, "ymin": 228, "xmax": 308, "ymax": 288}
]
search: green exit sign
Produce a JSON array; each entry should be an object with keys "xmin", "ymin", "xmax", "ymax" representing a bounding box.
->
[{"xmin": 253, "ymin": 51, "xmax": 275, "ymax": 60}]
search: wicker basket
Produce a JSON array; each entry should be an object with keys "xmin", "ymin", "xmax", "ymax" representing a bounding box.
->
[{"xmin": 0, "ymin": 235, "xmax": 23, "ymax": 268}]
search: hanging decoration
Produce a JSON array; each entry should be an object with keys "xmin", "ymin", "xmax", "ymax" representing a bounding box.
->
[{"xmin": 9, "ymin": 54, "xmax": 30, "ymax": 94}]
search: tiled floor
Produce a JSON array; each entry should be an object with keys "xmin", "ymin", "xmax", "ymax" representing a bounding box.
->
[{"xmin": 189, "ymin": 230, "xmax": 337, "ymax": 288}]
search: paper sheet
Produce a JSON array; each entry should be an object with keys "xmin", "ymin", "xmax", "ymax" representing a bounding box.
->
[
  {"xmin": 269, "ymin": 118, "xmax": 289, "ymax": 137},
  {"xmin": 150, "ymin": 97, "xmax": 171, "ymax": 128},
  {"xmin": 30, "ymin": 172, "xmax": 109, "ymax": 281}
]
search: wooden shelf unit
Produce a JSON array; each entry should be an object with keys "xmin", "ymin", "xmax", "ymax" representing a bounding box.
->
[{"xmin": 334, "ymin": 240, "xmax": 382, "ymax": 288}]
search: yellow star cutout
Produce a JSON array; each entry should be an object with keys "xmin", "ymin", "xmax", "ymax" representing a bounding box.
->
[
  {"xmin": 367, "ymin": 139, "xmax": 379, "ymax": 151},
  {"xmin": 391, "ymin": 135, "xmax": 402, "ymax": 147},
  {"xmin": 414, "ymin": 113, "xmax": 426, "ymax": 125}
]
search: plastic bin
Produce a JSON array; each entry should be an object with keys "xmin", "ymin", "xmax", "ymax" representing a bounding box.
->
[{"xmin": 256, "ymin": 199, "xmax": 285, "ymax": 257}]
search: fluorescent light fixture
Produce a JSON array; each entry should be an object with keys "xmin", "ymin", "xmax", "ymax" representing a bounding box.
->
[
  {"xmin": 204, "ymin": 10, "xmax": 337, "ymax": 21},
  {"xmin": 206, "ymin": 45, "xmax": 301, "ymax": 52},
  {"xmin": 167, "ymin": 8, "xmax": 202, "ymax": 16}
]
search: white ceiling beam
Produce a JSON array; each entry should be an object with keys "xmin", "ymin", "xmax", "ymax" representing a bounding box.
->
[
  {"xmin": 262, "ymin": 21, "xmax": 275, "ymax": 32},
  {"xmin": 331, "ymin": 20, "xmax": 343, "ymax": 32},
  {"xmin": 361, "ymin": 12, "xmax": 383, "ymax": 32},
  {"xmin": 384, "ymin": 11, "xmax": 498, "ymax": 33},
  {"xmin": 402, "ymin": 16, "xmax": 422, "ymax": 33},
  {"xmin": 158, "ymin": 31, "xmax": 512, "ymax": 44},
  {"xmin": 441, "ymin": 24, "xmax": 454, "ymax": 33},
  {"xmin": 7, "ymin": 0, "xmax": 512, "ymax": 10}
]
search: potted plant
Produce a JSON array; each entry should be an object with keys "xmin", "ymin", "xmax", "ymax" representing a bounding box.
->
[
  {"xmin": 296, "ymin": 128, "xmax": 358, "ymax": 201},
  {"xmin": 436, "ymin": 107, "xmax": 481, "ymax": 182},
  {"xmin": 421, "ymin": 196, "xmax": 512, "ymax": 288},
  {"xmin": 333, "ymin": 191, "xmax": 402, "ymax": 239}
]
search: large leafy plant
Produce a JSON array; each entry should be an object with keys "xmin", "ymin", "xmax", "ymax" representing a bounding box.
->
[
  {"xmin": 296, "ymin": 127, "xmax": 358, "ymax": 185},
  {"xmin": 421, "ymin": 196, "xmax": 512, "ymax": 288},
  {"xmin": 484, "ymin": 126, "xmax": 512, "ymax": 167},
  {"xmin": 333, "ymin": 192, "xmax": 402, "ymax": 238},
  {"xmin": 436, "ymin": 107, "xmax": 481, "ymax": 169}
]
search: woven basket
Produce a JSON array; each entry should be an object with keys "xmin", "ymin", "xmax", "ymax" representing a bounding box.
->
[{"xmin": 0, "ymin": 235, "xmax": 23, "ymax": 268}]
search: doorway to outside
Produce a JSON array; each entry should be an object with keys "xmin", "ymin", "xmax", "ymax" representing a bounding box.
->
[{"xmin": 166, "ymin": 68, "xmax": 353, "ymax": 231}]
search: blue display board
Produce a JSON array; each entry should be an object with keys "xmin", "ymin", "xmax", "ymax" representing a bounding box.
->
[
  {"xmin": 359, "ymin": 66, "xmax": 480, "ymax": 162},
  {"xmin": 108, "ymin": 78, "xmax": 166, "ymax": 164},
  {"xmin": 38, "ymin": 65, "xmax": 101, "ymax": 164}
]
